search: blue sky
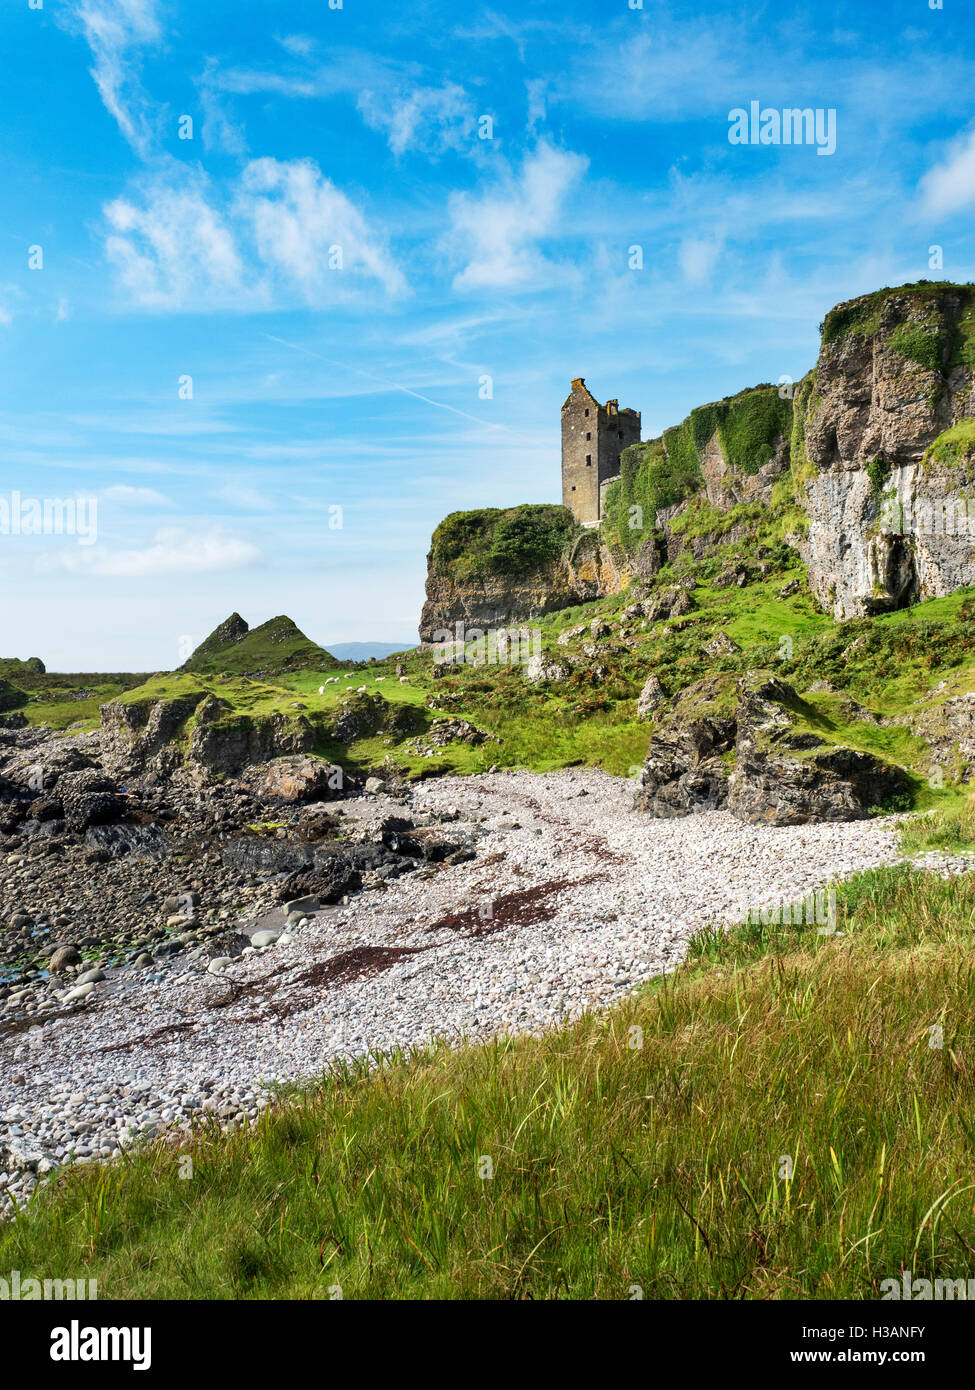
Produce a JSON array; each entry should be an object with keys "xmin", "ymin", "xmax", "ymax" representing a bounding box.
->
[{"xmin": 2, "ymin": 0, "xmax": 973, "ymax": 670}]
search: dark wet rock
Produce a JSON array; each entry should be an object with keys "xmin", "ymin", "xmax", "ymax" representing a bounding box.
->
[
  {"xmin": 49, "ymin": 943, "xmax": 81, "ymax": 973},
  {"xmin": 83, "ymin": 822, "xmax": 170, "ymax": 861},
  {"xmin": 57, "ymin": 769, "xmax": 123, "ymax": 831},
  {"xmin": 633, "ymin": 675, "xmax": 736, "ymax": 817}
]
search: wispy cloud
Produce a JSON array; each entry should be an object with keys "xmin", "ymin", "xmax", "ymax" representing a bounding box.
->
[
  {"xmin": 196, "ymin": 59, "xmax": 248, "ymax": 156},
  {"xmin": 919, "ymin": 126, "xmax": 975, "ymax": 217},
  {"xmin": 38, "ymin": 526, "xmax": 260, "ymax": 577},
  {"xmin": 101, "ymin": 158, "xmax": 405, "ymax": 308},
  {"xmin": 72, "ymin": 0, "xmax": 162, "ymax": 155},
  {"xmin": 237, "ymin": 157, "xmax": 407, "ymax": 298},
  {"xmin": 678, "ymin": 234, "xmax": 725, "ymax": 286},
  {"xmin": 445, "ymin": 141, "xmax": 588, "ymax": 291},
  {"xmin": 103, "ymin": 483, "xmax": 172, "ymax": 505},
  {"xmin": 104, "ymin": 170, "xmax": 248, "ymax": 309},
  {"xmin": 357, "ymin": 80, "xmax": 476, "ymax": 157},
  {"xmin": 209, "ymin": 48, "xmax": 478, "ymax": 159}
]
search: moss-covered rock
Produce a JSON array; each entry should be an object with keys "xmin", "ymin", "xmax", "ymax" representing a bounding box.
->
[{"xmin": 635, "ymin": 671, "xmax": 909, "ymax": 824}]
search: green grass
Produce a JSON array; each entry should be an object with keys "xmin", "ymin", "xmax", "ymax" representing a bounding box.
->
[
  {"xmin": 429, "ymin": 505, "xmax": 576, "ymax": 581},
  {"xmin": 21, "ymin": 682, "xmax": 144, "ymax": 732},
  {"xmin": 181, "ymin": 615, "xmax": 338, "ymax": 676},
  {"xmin": 6, "ymin": 864, "xmax": 975, "ymax": 1299},
  {"xmin": 924, "ymin": 418, "xmax": 975, "ymax": 466},
  {"xmin": 890, "ymin": 324, "xmax": 944, "ymax": 375},
  {"xmin": 899, "ymin": 795, "xmax": 975, "ymax": 855},
  {"xmin": 821, "ymin": 281, "xmax": 975, "ymax": 344},
  {"xmin": 602, "ymin": 386, "xmax": 792, "ymax": 555}
]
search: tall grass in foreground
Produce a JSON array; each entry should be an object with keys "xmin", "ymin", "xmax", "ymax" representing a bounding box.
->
[{"xmin": 3, "ymin": 865, "xmax": 975, "ymax": 1299}]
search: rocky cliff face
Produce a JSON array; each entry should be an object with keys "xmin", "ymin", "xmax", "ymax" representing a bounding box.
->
[
  {"xmin": 796, "ymin": 284, "xmax": 975, "ymax": 618},
  {"xmin": 420, "ymin": 282, "xmax": 975, "ymax": 639},
  {"xmin": 419, "ymin": 532, "xmax": 655, "ymax": 644},
  {"xmin": 100, "ymin": 689, "xmax": 317, "ymax": 783}
]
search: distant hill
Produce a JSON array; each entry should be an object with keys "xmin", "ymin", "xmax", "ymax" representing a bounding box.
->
[
  {"xmin": 325, "ymin": 641, "xmax": 415, "ymax": 662},
  {"xmin": 181, "ymin": 614, "xmax": 338, "ymax": 675},
  {"xmin": 0, "ymin": 656, "xmax": 46, "ymax": 679}
]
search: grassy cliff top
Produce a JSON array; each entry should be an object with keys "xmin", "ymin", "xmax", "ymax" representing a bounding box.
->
[
  {"xmin": 430, "ymin": 504, "xmax": 576, "ymax": 581},
  {"xmin": 821, "ymin": 279, "xmax": 975, "ymax": 349}
]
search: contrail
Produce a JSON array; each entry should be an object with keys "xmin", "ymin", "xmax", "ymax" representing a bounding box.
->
[{"xmin": 264, "ymin": 334, "xmax": 510, "ymax": 432}]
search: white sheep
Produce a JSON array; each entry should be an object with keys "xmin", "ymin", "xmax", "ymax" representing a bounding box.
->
[{"xmin": 399, "ymin": 676, "xmax": 409, "ymax": 683}]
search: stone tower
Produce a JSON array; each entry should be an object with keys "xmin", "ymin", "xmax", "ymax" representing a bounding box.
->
[{"xmin": 561, "ymin": 378, "xmax": 641, "ymax": 525}]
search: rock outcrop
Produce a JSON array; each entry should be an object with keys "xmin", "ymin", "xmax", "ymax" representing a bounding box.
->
[
  {"xmin": 419, "ymin": 543, "xmax": 636, "ymax": 646},
  {"xmin": 634, "ymin": 672, "xmax": 909, "ymax": 825},
  {"xmin": 99, "ymin": 689, "xmax": 317, "ymax": 781},
  {"xmin": 796, "ymin": 283, "xmax": 975, "ymax": 619}
]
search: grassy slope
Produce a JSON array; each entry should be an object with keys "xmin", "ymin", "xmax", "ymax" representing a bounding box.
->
[
  {"xmin": 182, "ymin": 617, "xmax": 339, "ymax": 677},
  {"xmin": 5, "ymin": 865, "xmax": 975, "ymax": 1299}
]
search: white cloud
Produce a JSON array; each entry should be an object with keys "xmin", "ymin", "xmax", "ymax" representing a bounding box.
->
[
  {"xmin": 679, "ymin": 235, "xmax": 724, "ymax": 286},
  {"xmin": 526, "ymin": 79, "xmax": 547, "ymax": 133},
  {"xmin": 197, "ymin": 61, "xmax": 248, "ymax": 156},
  {"xmin": 357, "ymin": 81, "xmax": 475, "ymax": 157},
  {"xmin": 103, "ymin": 171, "xmax": 249, "ymax": 309},
  {"xmin": 276, "ymin": 34, "xmax": 316, "ymax": 58},
  {"xmin": 73, "ymin": 0, "xmax": 161, "ymax": 155},
  {"xmin": 236, "ymin": 157, "xmax": 406, "ymax": 298},
  {"xmin": 446, "ymin": 142, "xmax": 588, "ymax": 291},
  {"xmin": 39, "ymin": 526, "xmax": 260, "ymax": 577},
  {"xmin": 211, "ymin": 482, "xmax": 274, "ymax": 511},
  {"xmin": 103, "ymin": 484, "xmax": 172, "ymax": 505},
  {"xmin": 919, "ymin": 127, "xmax": 975, "ymax": 216}
]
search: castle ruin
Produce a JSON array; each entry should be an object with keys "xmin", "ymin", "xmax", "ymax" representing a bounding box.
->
[{"xmin": 561, "ymin": 378, "xmax": 641, "ymax": 526}]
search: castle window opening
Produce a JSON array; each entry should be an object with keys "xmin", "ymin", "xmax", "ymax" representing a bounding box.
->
[
  {"xmin": 586, "ymin": 431, "xmax": 591, "ymax": 440},
  {"xmin": 586, "ymin": 455, "xmax": 591, "ymax": 466}
]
